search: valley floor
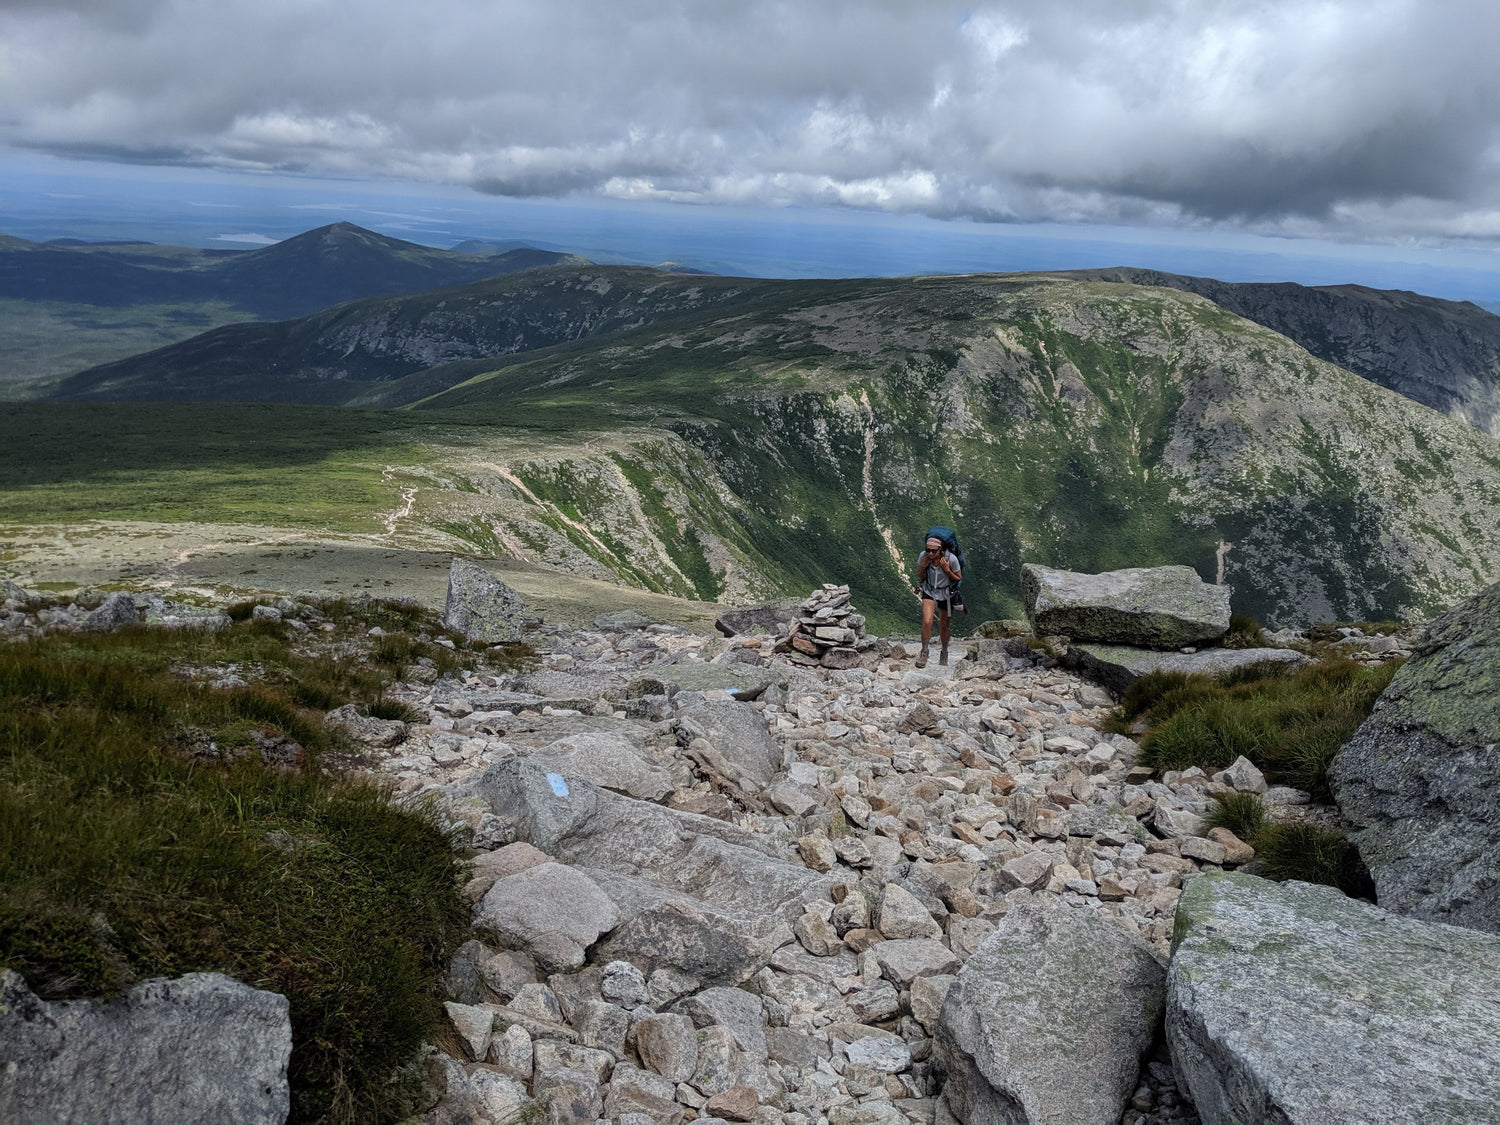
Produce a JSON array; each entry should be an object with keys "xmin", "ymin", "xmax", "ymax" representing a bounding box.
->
[{"xmin": 0, "ymin": 520, "xmax": 722, "ymax": 631}]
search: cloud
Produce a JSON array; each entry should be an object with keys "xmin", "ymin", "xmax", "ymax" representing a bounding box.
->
[{"xmin": 2, "ymin": 0, "xmax": 1497, "ymax": 244}]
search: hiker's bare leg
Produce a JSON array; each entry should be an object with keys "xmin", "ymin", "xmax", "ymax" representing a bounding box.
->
[
  {"xmin": 918, "ymin": 598, "xmax": 935, "ymax": 666},
  {"xmin": 939, "ymin": 608, "xmax": 951, "ymax": 664}
]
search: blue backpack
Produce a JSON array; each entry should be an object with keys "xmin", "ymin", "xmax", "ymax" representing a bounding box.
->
[{"xmin": 922, "ymin": 526, "xmax": 967, "ymax": 610}]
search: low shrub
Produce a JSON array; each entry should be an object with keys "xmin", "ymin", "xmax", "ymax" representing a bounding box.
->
[{"xmin": 0, "ymin": 611, "xmax": 477, "ymax": 1124}]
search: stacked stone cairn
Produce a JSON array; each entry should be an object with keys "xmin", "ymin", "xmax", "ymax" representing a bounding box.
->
[{"xmin": 776, "ymin": 585, "xmax": 873, "ymax": 670}]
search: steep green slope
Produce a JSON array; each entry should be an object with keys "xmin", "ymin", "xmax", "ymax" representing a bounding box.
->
[
  {"xmin": 406, "ymin": 276, "xmax": 1500, "ymax": 628},
  {"xmin": 12, "ymin": 276, "xmax": 1500, "ymax": 630},
  {"xmin": 1068, "ymin": 268, "xmax": 1500, "ymax": 440},
  {"xmin": 49, "ymin": 268, "xmax": 778, "ymax": 403}
]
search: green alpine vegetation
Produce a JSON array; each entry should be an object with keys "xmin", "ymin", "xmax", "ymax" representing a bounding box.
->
[
  {"xmin": 1108, "ymin": 657, "xmax": 1395, "ymax": 897},
  {"xmin": 7, "ymin": 269, "xmax": 1500, "ymax": 631},
  {"xmin": 0, "ymin": 600, "xmax": 529, "ymax": 1123},
  {"xmin": 1112, "ymin": 657, "xmax": 1400, "ymax": 800}
]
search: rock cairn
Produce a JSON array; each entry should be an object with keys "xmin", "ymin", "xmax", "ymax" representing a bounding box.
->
[{"xmin": 776, "ymin": 585, "xmax": 874, "ymax": 670}]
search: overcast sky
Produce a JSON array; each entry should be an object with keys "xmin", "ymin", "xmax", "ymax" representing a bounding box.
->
[{"xmin": 3, "ymin": 0, "xmax": 1498, "ymax": 247}]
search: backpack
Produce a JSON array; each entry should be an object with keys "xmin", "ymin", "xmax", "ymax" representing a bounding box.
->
[{"xmin": 922, "ymin": 526, "xmax": 968, "ymax": 611}]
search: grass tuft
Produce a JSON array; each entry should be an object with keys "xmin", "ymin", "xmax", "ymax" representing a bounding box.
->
[
  {"xmin": 1204, "ymin": 792, "xmax": 1268, "ymax": 844},
  {"xmin": 1253, "ymin": 824, "xmax": 1376, "ymax": 898},
  {"xmin": 1221, "ymin": 612, "xmax": 1269, "ymax": 648},
  {"xmin": 1119, "ymin": 657, "xmax": 1396, "ymax": 898},
  {"xmin": 1123, "ymin": 657, "xmax": 1397, "ymax": 797},
  {"xmin": 0, "ymin": 605, "xmax": 503, "ymax": 1123},
  {"xmin": 1204, "ymin": 791, "xmax": 1375, "ymax": 898}
]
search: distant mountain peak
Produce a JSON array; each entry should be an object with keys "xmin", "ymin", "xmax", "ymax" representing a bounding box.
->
[{"xmin": 261, "ymin": 221, "xmax": 417, "ymax": 255}]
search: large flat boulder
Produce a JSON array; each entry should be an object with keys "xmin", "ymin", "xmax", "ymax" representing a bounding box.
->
[
  {"xmin": 525, "ymin": 732, "xmax": 674, "ymax": 803},
  {"xmin": 443, "ymin": 556, "xmax": 525, "ymax": 643},
  {"xmin": 1022, "ymin": 563, "xmax": 1230, "ymax": 649},
  {"xmin": 673, "ymin": 700, "xmax": 786, "ymax": 795},
  {"xmin": 1328, "ymin": 580, "xmax": 1500, "ymax": 934},
  {"xmin": 466, "ymin": 759, "xmax": 832, "ymax": 985},
  {"xmin": 0, "ymin": 970, "xmax": 291, "ymax": 1125},
  {"xmin": 936, "ymin": 903, "xmax": 1165, "ymax": 1125},
  {"xmin": 1065, "ymin": 643, "xmax": 1308, "ymax": 695},
  {"xmin": 1168, "ymin": 872, "xmax": 1500, "ymax": 1124}
]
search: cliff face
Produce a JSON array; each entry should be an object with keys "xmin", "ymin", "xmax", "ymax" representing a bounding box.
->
[{"xmin": 1068, "ymin": 268, "xmax": 1500, "ymax": 440}]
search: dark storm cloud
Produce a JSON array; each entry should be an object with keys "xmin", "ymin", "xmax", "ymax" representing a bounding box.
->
[{"xmin": 3, "ymin": 0, "xmax": 1497, "ymax": 240}]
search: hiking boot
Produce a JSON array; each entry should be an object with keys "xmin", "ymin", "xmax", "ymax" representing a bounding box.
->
[
  {"xmin": 915, "ymin": 647, "xmax": 929, "ymax": 669},
  {"xmin": 939, "ymin": 647, "xmax": 949, "ymax": 666}
]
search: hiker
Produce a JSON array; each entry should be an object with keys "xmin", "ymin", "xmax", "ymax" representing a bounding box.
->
[{"xmin": 914, "ymin": 533, "xmax": 961, "ymax": 668}]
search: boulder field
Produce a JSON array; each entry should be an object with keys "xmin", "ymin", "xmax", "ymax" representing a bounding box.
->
[
  {"xmin": 318, "ymin": 576, "xmax": 1474, "ymax": 1125},
  {"xmin": 1, "ymin": 571, "xmax": 1489, "ymax": 1125}
]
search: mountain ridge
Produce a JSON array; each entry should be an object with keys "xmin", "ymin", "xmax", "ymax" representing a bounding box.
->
[
  {"xmin": 18, "ymin": 264, "xmax": 1500, "ymax": 630},
  {"xmin": 1064, "ymin": 267, "xmax": 1500, "ymax": 439},
  {"xmin": 0, "ymin": 221, "xmax": 585, "ymax": 321}
]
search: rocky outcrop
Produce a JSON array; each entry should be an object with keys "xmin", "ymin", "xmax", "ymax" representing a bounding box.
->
[
  {"xmin": 525, "ymin": 731, "xmax": 675, "ymax": 803},
  {"xmin": 467, "ymin": 758, "xmax": 830, "ymax": 986},
  {"xmin": 652, "ymin": 660, "xmax": 788, "ymax": 700},
  {"xmin": 1022, "ymin": 564, "xmax": 1231, "ymax": 649},
  {"xmin": 1328, "ymin": 580, "xmax": 1500, "ymax": 933},
  {"xmin": 673, "ymin": 699, "xmax": 786, "ymax": 799},
  {"xmin": 324, "ymin": 703, "xmax": 409, "ymax": 748},
  {"xmin": 936, "ymin": 904, "xmax": 1166, "ymax": 1125},
  {"xmin": 0, "ymin": 970, "xmax": 292, "ymax": 1125},
  {"xmin": 79, "ymin": 591, "xmax": 143, "ymax": 633},
  {"xmin": 442, "ymin": 556, "xmax": 525, "ymax": 642},
  {"xmin": 1168, "ymin": 873, "xmax": 1500, "ymax": 1124},
  {"xmin": 715, "ymin": 601, "xmax": 801, "ymax": 638},
  {"xmin": 1068, "ymin": 267, "xmax": 1500, "ymax": 440},
  {"xmin": 1065, "ymin": 643, "xmax": 1308, "ymax": 694}
]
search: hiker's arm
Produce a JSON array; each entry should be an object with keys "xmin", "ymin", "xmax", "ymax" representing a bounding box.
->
[{"xmin": 939, "ymin": 554, "xmax": 960, "ymax": 580}]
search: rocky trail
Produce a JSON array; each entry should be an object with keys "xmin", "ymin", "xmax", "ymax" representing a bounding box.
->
[
  {"xmin": 342, "ymin": 584, "xmax": 1289, "ymax": 1125},
  {"xmin": 6, "ymin": 570, "xmax": 1498, "ymax": 1125}
]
